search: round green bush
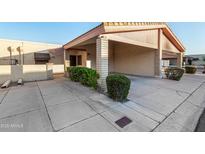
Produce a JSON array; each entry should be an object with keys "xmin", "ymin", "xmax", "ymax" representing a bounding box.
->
[
  {"xmin": 165, "ymin": 67, "xmax": 184, "ymax": 81},
  {"xmin": 185, "ymin": 65, "xmax": 197, "ymax": 74},
  {"xmin": 106, "ymin": 74, "xmax": 131, "ymax": 102},
  {"xmin": 68, "ymin": 67, "xmax": 99, "ymax": 89}
]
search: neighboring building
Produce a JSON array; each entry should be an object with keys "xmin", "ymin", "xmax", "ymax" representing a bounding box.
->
[
  {"xmin": 63, "ymin": 22, "xmax": 185, "ymax": 90},
  {"xmin": 0, "ymin": 39, "xmax": 64, "ymax": 65},
  {"xmin": 184, "ymin": 54, "xmax": 205, "ymax": 66},
  {"xmin": 162, "ymin": 52, "xmax": 185, "ymax": 66},
  {"xmin": 162, "ymin": 54, "xmax": 205, "ymax": 67},
  {"xmin": 0, "ymin": 39, "xmax": 65, "ymax": 84}
]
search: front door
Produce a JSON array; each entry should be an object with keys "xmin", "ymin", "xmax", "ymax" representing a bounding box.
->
[{"xmin": 70, "ymin": 55, "xmax": 77, "ymax": 66}]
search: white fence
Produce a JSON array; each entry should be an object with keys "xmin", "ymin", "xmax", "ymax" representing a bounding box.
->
[
  {"xmin": 0, "ymin": 64, "xmax": 64, "ymax": 84},
  {"xmin": 52, "ymin": 64, "xmax": 64, "ymax": 74},
  {"xmin": 0, "ymin": 65, "xmax": 11, "ymax": 84},
  {"xmin": 23, "ymin": 65, "xmax": 48, "ymax": 82}
]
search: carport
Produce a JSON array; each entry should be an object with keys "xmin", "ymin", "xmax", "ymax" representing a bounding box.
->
[{"xmin": 63, "ymin": 22, "xmax": 185, "ymax": 91}]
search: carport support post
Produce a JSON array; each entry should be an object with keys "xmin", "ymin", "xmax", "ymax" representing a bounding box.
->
[
  {"xmin": 64, "ymin": 50, "xmax": 70, "ymax": 77},
  {"xmin": 177, "ymin": 52, "xmax": 183, "ymax": 68},
  {"xmin": 155, "ymin": 29, "xmax": 163, "ymax": 77},
  {"xmin": 96, "ymin": 36, "xmax": 108, "ymax": 92},
  {"xmin": 64, "ymin": 50, "xmax": 67, "ymax": 71}
]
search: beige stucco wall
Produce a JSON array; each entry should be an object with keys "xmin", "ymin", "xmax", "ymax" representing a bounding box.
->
[
  {"xmin": 0, "ymin": 65, "xmax": 11, "ymax": 84},
  {"xmin": 52, "ymin": 65, "xmax": 64, "ymax": 74},
  {"xmin": 0, "ymin": 39, "xmax": 63, "ymax": 65},
  {"xmin": 49, "ymin": 48, "xmax": 64, "ymax": 64},
  {"xmin": 80, "ymin": 44, "xmax": 96, "ymax": 69},
  {"xmin": 67, "ymin": 41, "xmax": 155, "ymax": 77},
  {"xmin": 162, "ymin": 34, "xmax": 180, "ymax": 53},
  {"xmin": 0, "ymin": 64, "xmax": 53, "ymax": 84},
  {"xmin": 113, "ymin": 29, "xmax": 158, "ymax": 47},
  {"xmin": 108, "ymin": 30, "xmax": 181, "ymax": 54},
  {"xmin": 23, "ymin": 65, "xmax": 48, "ymax": 81},
  {"xmin": 111, "ymin": 42, "xmax": 155, "ymax": 76}
]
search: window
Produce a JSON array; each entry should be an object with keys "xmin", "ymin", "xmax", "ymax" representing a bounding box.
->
[
  {"xmin": 193, "ymin": 58, "xmax": 199, "ymax": 61},
  {"xmin": 34, "ymin": 53, "xmax": 50, "ymax": 64},
  {"xmin": 69, "ymin": 55, "xmax": 82, "ymax": 66}
]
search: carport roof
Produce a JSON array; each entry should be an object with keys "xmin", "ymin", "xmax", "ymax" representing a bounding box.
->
[{"xmin": 63, "ymin": 22, "xmax": 185, "ymax": 52}]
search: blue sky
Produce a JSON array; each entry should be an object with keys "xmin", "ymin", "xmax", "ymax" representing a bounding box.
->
[
  {"xmin": 0, "ymin": 22, "xmax": 204, "ymax": 55},
  {"xmin": 0, "ymin": 22, "xmax": 100, "ymax": 44},
  {"xmin": 168, "ymin": 22, "xmax": 205, "ymax": 55}
]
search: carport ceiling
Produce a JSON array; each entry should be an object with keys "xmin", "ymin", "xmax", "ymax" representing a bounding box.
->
[{"xmin": 74, "ymin": 37, "xmax": 97, "ymax": 47}]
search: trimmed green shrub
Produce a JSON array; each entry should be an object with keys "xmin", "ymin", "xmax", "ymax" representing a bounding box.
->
[
  {"xmin": 79, "ymin": 68, "xmax": 99, "ymax": 89},
  {"xmin": 68, "ymin": 67, "xmax": 84, "ymax": 82},
  {"xmin": 68, "ymin": 67, "xmax": 99, "ymax": 89},
  {"xmin": 165, "ymin": 67, "xmax": 184, "ymax": 81},
  {"xmin": 185, "ymin": 65, "xmax": 197, "ymax": 74},
  {"xmin": 106, "ymin": 74, "xmax": 131, "ymax": 102}
]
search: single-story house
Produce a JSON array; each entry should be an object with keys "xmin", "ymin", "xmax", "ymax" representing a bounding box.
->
[{"xmin": 63, "ymin": 22, "xmax": 186, "ymax": 90}]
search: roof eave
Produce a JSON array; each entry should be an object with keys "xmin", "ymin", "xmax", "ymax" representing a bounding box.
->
[
  {"xmin": 163, "ymin": 23, "xmax": 186, "ymax": 52},
  {"xmin": 63, "ymin": 23, "xmax": 104, "ymax": 49},
  {"xmin": 63, "ymin": 22, "xmax": 185, "ymax": 52}
]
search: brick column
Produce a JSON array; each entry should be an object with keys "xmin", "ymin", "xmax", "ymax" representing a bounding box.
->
[
  {"xmin": 176, "ymin": 52, "xmax": 183, "ymax": 67},
  {"xmin": 64, "ymin": 50, "xmax": 67, "ymax": 69},
  {"xmin": 155, "ymin": 29, "xmax": 163, "ymax": 77},
  {"xmin": 96, "ymin": 36, "xmax": 109, "ymax": 91}
]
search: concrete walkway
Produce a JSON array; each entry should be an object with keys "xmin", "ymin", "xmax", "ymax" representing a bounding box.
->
[
  {"xmin": 128, "ymin": 74, "xmax": 205, "ymax": 131},
  {"xmin": 0, "ymin": 74, "xmax": 205, "ymax": 132}
]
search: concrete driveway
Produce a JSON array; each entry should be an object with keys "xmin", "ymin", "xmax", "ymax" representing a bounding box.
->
[{"xmin": 0, "ymin": 74, "xmax": 205, "ymax": 132}]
